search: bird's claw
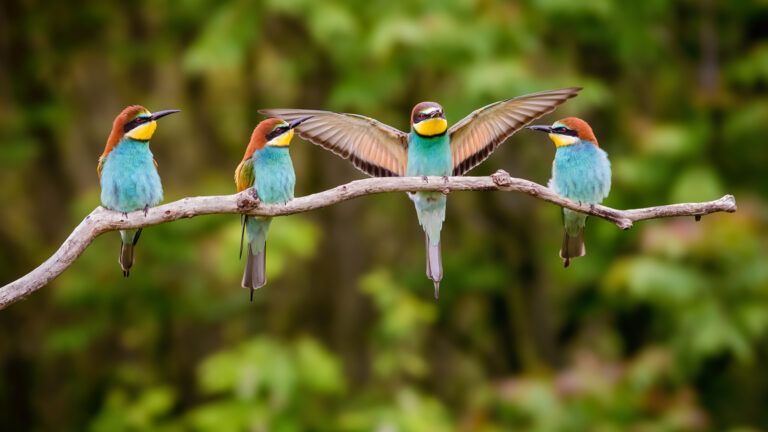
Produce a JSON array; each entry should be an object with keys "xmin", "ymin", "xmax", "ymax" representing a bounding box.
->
[
  {"xmin": 422, "ymin": 176, "xmax": 429, "ymax": 183},
  {"xmin": 143, "ymin": 205, "xmax": 149, "ymax": 217}
]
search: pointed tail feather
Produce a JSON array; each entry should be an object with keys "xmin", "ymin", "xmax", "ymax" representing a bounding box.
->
[
  {"xmin": 425, "ymin": 235, "xmax": 443, "ymax": 298},
  {"xmin": 120, "ymin": 243, "xmax": 134, "ymax": 277},
  {"xmin": 118, "ymin": 229, "xmax": 141, "ymax": 277},
  {"xmin": 560, "ymin": 228, "xmax": 585, "ymax": 268},
  {"xmin": 239, "ymin": 215, "xmax": 246, "ymax": 260},
  {"xmin": 241, "ymin": 242, "xmax": 267, "ymax": 293},
  {"xmin": 415, "ymin": 195, "xmax": 446, "ymax": 299},
  {"xmin": 253, "ymin": 246, "xmax": 266, "ymax": 288}
]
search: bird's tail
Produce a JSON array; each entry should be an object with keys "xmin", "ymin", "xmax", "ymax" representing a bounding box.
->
[
  {"xmin": 242, "ymin": 245, "xmax": 267, "ymax": 299},
  {"xmin": 415, "ymin": 192, "xmax": 446, "ymax": 298},
  {"xmin": 425, "ymin": 235, "xmax": 443, "ymax": 299},
  {"xmin": 241, "ymin": 217, "xmax": 271, "ymax": 299},
  {"xmin": 561, "ymin": 209, "xmax": 587, "ymax": 268},
  {"xmin": 560, "ymin": 228, "xmax": 585, "ymax": 268},
  {"xmin": 119, "ymin": 229, "xmax": 142, "ymax": 277}
]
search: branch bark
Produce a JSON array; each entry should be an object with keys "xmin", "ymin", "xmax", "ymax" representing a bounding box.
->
[{"xmin": 0, "ymin": 170, "xmax": 737, "ymax": 310}]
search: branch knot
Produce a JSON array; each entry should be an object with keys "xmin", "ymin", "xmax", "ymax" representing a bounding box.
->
[{"xmin": 491, "ymin": 170, "xmax": 512, "ymax": 187}]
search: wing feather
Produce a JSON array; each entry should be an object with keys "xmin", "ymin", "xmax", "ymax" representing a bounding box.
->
[
  {"xmin": 259, "ymin": 108, "xmax": 409, "ymax": 177},
  {"xmin": 449, "ymin": 87, "xmax": 581, "ymax": 175},
  {"xmin": 97, "ymin": 156, "xmax": 105, "ymax": 179},
  {"xmin": 235, "ymin": 159, "xmax": 255, "ymax": 193}
]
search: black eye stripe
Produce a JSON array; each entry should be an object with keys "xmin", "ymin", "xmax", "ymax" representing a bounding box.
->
[
  {"xmin": 414, "ymin": 111, "xmax": 442, "ymax": 122},
  {"xmin": 266, "ymin": 125, "xmax": 289, "ymax": 141},
  {"xmin": 123, "ymin": 116, "xmax": 150, "ymax": 132},
  {"xmin": 553, "ymin": 126, "xmax": 578, "ymax": 137}
]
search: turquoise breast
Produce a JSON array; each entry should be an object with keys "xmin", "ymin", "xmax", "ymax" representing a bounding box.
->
[
  {"xmin": 252, "ymin": 146, "xmax": 295, "ymax": 204},
  {"xmin": 100, "ymin": 138, "xmax": 163, "ymax": 212},
  {"xmin": 549, "ymin": 140, "xmax": 611, "ymax": 204},
  {"xmin": 406, "ymin": 133, "xmax": 452, "ymax": 176}
]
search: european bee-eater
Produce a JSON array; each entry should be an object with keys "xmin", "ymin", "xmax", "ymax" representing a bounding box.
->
[
  {"xmin": 98, "ymin": 105, "xmax": 180, "ymax": 276},
  {"xmin": 261, "ymin": 87, "xmax": 580, "ymax": 297},
  {"xmin": 527, "ymin": 118, "xmax": 611, "ymax": 267},
  {"xmin": 235, "ymin": 117, "xmax": 307, "ymax": 299}
]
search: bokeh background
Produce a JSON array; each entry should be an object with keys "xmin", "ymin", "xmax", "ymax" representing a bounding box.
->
[{"xmin": 2, "ymin": 0, "xmax": 767, "ymax": 430}]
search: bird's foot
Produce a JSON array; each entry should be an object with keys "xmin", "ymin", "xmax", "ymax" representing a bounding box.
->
[
  {"xmin": 422, "ymin": 175, "xmax": 429, "ymax": 183},
  {"xmin": 122, "ymin": 212, "xmax": 129, "ymax": 219},
  {"xmin": 143, "ymin": 205, "xmax": 149, "ymax": 217},
  {"xmin": 442, "ymin": 175, "xmax": 449, "ymax": 183}
]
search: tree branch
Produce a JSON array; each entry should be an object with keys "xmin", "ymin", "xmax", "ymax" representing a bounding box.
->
[{"xmin": 0, "ymin": 170, "xmax": 737, "ymax": 309}]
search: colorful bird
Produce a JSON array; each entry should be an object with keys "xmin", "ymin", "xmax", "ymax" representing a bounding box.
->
[
  {"xmin": 235, "ymin": 117, "xmax": 308, "ymax": 299},
  {"xmin": 98, "ymin": 105, "xmax": 180, "ymax": 276},
  {"xmin": 261, "ymin": 87, "xmax": 580, "ymax": 298},
  {"xmin": 527, "ymin": 117, "xmax": 611, "ymax": 267}
]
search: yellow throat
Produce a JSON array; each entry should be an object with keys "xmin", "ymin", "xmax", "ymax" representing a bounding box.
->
[
  {"xmin": 270, "ymin": 128, "xmax": 294, "ymax": 147},
  {"xmin": 414, "ymin": 118, "xmax": 447, "ymax": 136},
  {"xmin": 549, "ymin": 133, "xmax": 579, "ymax": 148},
  {"xmin": 126, "ymin": 121, "xmax": 158, "ymax": 141}
]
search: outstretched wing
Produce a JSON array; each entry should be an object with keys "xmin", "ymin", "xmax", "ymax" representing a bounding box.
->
[
  {"xmin": 234, "ymin": 158, "xmax": 255, "ymax": 192},
  {"xmin": 259, "ymin": 108, "xmax": 409, "ymax": 177},
  {"xmin": 449, "ymin": 87, "xmax": 581, "ymax": 175}
]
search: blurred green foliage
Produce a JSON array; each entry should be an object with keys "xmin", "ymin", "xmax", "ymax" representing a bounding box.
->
[{"xmin": 1, "ymin": 0, "xmax": 767, "ymax": 430}]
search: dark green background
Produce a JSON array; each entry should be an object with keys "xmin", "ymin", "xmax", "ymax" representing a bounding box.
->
[{"xmin": 1, "ymin": 0, "xmax": 767, "ymax": 430}]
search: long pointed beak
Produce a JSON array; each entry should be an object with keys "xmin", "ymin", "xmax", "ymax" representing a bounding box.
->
[
  {"xmin": 150, "ymin": 109, "xmax": 181, "ymax": 121},
  {"xmin": 288, "ymin": 116, "xmax": 311, "ymax": 129},
  {"xmin": 526, "ymin": 125, "xmax": 552, "ymax": 133}
]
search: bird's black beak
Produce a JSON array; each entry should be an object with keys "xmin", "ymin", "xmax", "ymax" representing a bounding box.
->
[
  {"xmin": 150, "ymin": 109, "xmax": 181, "ymax": 121},
  {"xmin": 526, "ymin": 125, "xmax": 552, "ymax": 133},
  {"xmin": 288, "ymin": 116, "xmax": 311, "ymax": 129}
]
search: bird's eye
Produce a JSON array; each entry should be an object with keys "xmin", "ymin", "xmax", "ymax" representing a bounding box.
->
[
  {"xmin": 123, "ymin": 117, "xmax": 145, "ymax": 132},
  {"xmin": 266, "ymin": 126, "xmax": 288, "ymax": 140},
  {"xmin": 553, "ymin": 127, "xmax": 568, "ymax": 134}
]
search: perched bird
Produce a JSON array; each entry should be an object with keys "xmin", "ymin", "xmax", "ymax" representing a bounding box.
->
[
  {"xmin": 261, "ymin": 87, "xmax": 580, "ymax": 297},
  {"xmin": 235, "ymin": 117, "xmax": 308, "ymax": 299},
  {"xmin": 98, "ymin": 105, "xmax": 180, "ymax": 276},
  {"xmin": 527, "ymin": 118, "xmax": 611, "ymax": 267}
]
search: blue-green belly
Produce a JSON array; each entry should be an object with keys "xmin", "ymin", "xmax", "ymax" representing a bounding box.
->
[{"xmin": 100, "ymin": 138, "xmax": 163, "ymax": 212}]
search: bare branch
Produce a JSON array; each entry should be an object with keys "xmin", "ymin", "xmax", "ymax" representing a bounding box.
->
[{"xmin": 0, "ymin": 170, "xmax": 737, "ymax": 309}]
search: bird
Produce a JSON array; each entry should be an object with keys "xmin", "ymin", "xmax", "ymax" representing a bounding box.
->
[
  {"xmin": 526, "ymin": 117, "xmax": 611, "ymax": 267},
  {"xmin": 98, "ymin": 105, "xmax": 179, "ymax": 276},
  {"xmin": 235, "ymin": 117, "xmax": 308, "ymax": 299},
  {"xmin": 98, "ymin": 105, "xmax": 180, "ymax": 276},
  {"xmin": 261, "ymin": 87, "xmax": 581, "ymax": 298}
]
